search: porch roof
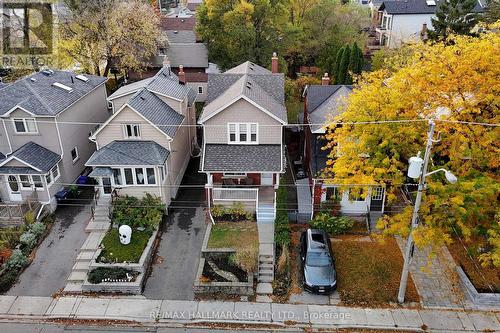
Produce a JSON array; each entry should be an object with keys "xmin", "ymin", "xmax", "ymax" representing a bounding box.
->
[
  {"xmin": 88, "ymin": 167, "xmax": 113, "ymax": 177},
  {"xmin": 0, "ymin": 166, "xmax": 41, "ymax": 175},
  {"xmin": 86, "ymin": 140, "xmax": 170, "ymax": 166},
  {"xmin": 202, "ymin": 144, "xmax": 283, "ymax": 172},
  {"xmin": 0, "ymin": 142, "xmax": 60, "ymax": 173}
]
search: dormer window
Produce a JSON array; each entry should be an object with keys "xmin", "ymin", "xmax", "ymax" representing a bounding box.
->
[
  {"xmin": 228, "ymin": 123, "xmax": 258, "ymax": 144},
  {"xmin": 13, "ymin": 118, "xmax": 37, "ymax": 134},
  {"xmin": 124, "ymin": 124, "xmax": 140, "ymax": 139}
]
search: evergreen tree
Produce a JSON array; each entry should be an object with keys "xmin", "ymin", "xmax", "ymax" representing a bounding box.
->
[
  {"xmin": 428, "ymin": 0, "xmax": 479, "ymax": 41},
  {"xmin": 333, "ymin": 47, "xmax": 344, "ymax": 84},
  {"xmin": 337, "ymin": 44, "xmax": 351, "ymax": 84},
  {"xmin": 348, "ymin": 42, "xmax": 363, "ymax": 77}
]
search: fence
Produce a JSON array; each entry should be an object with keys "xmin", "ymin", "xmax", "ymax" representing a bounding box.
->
[
  {"xmin": 0, "ymin": 192, "xmax": 40, "ymax": 226},
  {"xmin": 212, "ymin": 187, "xmax": 259, "ymax": 213}
]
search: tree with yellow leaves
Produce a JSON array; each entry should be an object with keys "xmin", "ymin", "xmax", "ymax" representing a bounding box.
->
[{"xmin": 323, "ymin": 31, "xmax": 500, "ymax": 266}]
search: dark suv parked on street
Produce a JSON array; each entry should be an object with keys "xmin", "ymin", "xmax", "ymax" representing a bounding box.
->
[{"xmin": 300, "ymin": 229, "xmax": 337, "ymax": 294}]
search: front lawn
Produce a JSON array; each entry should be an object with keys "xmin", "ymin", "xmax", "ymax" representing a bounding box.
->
[
  {"xmin": 331, "ymin": 237, "xmax": 420, "ymax": 306},
  {"xmin": 208, "ymin": 222, "xmax": 258, "ymax": 250},
  {"xmin": 97, "ymin": 229, "xmax": 152, "ymax": 263}
]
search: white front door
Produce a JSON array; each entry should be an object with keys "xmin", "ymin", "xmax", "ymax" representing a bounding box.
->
[
  {"xmin": 7, "ymin": 175, "xmax": 22, "ymax": 201},
  {"xmin": 100, "ymin": 177, "xmax": 112, "ymax": 197},
  {"xmin": 261, "ymin": 173, "xmax": 273, "ymax": 186}
]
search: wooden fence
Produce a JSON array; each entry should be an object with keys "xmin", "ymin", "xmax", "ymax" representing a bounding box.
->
[{"xmin": 0, "ymin": 192, "xmax": 40, "ymax": 227}]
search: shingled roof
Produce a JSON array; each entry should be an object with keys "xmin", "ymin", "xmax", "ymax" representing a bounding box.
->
[
  {"xmin": 0, "ymin": 70, "xmax": 106, "ymax": 117},
  {"xmin": 380, "ymin": 0, "xmax": 484, "ymax": 15},
  {"xmin": 86, "ymin": 141, "xmax": 170, "ymax": 166},
  {"xmin": 199, "ymin": 62, "xmax": 287, "ymax": 124},
  {"xmin": 0, "ymin": 142, "xmax": 61, "ymax": 174}
]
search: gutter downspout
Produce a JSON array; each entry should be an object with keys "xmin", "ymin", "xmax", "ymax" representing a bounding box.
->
[
  {"xmin": 2, "ymin": 119, "xmax": 12, "ymax": 154},
  {"xmin": 54, "ymin": 116, "xmax": 64, "ymax": 158}
]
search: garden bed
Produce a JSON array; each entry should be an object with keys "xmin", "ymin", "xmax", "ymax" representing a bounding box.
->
[
  {"xmin": 447, "ymin": 236, "xmax": 500, "ymax": 293},
  {"xmin": 201, "ymin": 254, "xmax": 248, "ymax": 282},
  {"xmin": 207, "ymin": 222, "xmax": 258, "ymax": 251},
  {"xmin": 330, "ymin": 236, "xmax": 419, "ymax": 306}
]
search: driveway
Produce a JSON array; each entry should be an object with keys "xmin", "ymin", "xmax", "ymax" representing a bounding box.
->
[
  {"xmin": 7, "ymin": 188, "xmax": 92, "ymax": 296},
  {"xmin": 143, "ymin": 158, "xmax": 207, "ymax": 300}
]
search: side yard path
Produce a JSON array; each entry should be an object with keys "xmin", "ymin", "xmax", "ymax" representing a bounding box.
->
[
  {"xmin": 396, "ymin": 237, "xmax": 469, "ymax": 309},
  {"xmin": 0, "ymin": 295, "xmax": 498, "ymax": 332},
  {"xmin": 7, "ymin": 193, "xmax": 92, "ymax": 296}
]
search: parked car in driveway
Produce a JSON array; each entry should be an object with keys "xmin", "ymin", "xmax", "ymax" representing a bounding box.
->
[{"xmin": 300, "ymin": 228, "xmax": 337, "ymax": 294}]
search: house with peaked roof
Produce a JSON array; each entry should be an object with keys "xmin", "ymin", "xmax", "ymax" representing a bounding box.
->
[
  {"xmin": 376, "ymin": 0, "xmax": 485, "ymax": 48},
  {"xmin": 0, "ymin": 70, "xmax": 108, "ymax": 208},
  {"xmin": 87, "ymin": 66, "xmax": 196, "ymax": 206},
  {"xmin": 199, "ymin": 54, "xmax": 287, "ymax": 220},
  {"xmin": 303, "ymin": 75, "xmax": 386, "ymax": 216}
]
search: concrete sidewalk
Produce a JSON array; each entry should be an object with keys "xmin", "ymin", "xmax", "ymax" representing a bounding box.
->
[{"xmin": 0, "ymin": 295, "xmax": 498, "ymax": 332}]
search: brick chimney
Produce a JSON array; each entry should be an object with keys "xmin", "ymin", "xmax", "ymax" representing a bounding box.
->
[
  {"xmin": 271, "ymin": 52, "xmax": 278, "ymax": 73},
  {"xmin": 321, "ymin": 72, "xmax": 330, "ymax": 86},
  {"xmin": 178, "ymin": 65, "xmax": 186, "ymax": 84},
  {"xmin": 420, "ymin": 23, "xmax": 429, "ymax": 42}
]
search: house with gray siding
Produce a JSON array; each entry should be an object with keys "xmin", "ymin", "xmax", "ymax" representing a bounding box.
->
[
  {"xmin": 0, "ymin": 70, "xmax": 108, "ymax": 209},
  {"xmin": 198, "ymin": 55, "xmax": 287, "ymax": 218},
  {"xmin": 87, "ymin": 66, "xmax": 196, "ymax": 207}
]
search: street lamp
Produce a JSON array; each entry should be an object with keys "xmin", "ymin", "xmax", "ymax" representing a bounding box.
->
[{"xmin": 397, "ymin": 120, "xmax": 457, "ymax": 304}]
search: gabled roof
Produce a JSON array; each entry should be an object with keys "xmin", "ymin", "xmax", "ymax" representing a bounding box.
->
[
  {"xmin": 202, "ymin": 144, "xmax": 284, "ymax": 172},
  {"xmin": 128, "ymin": 89, "xmax": 185, "ymax": 138},
  {"xmin": 0, "ymin": 70, "xmax": 107, "ymax": 117},
  {"xmin": 380, "ymin": 0, "xmax": 484, "ymax": 15},
  {"xmin": 0, "ymin": 142, "xmax": 60, "ymax": 173},
  {"xmin": 108, "ymin": 77, "xmax": 155, "ymax": 100},
  {"xmin": 86, "ymin": 140, "xmax": 170, "ymax": 166},
  {"xmin": 166, "ymin": 43, "xmax": 208, "ymax": 68},
  {"xmin": 305, "ymin": 85, "xmax": 353, "ymax": 133},
  {"xmin": 161, "ymin": 17, "xmax": 196, "ymax": 30},
  {"xmin": 199, "ymin": 62, "xmax": 287, "ymax": 124},
  {"xmin": 166, "ymin": 30, "xmax": 197, "ymax": 43}
]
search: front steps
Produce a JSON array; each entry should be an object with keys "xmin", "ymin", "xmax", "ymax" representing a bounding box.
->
[
  {"xmin": 257, "ymin": 203, "xmax": 276, "ymax": 302},
  {"xmin": 63, "ymin": 198, "xmax": 111, "ymax": 293}
]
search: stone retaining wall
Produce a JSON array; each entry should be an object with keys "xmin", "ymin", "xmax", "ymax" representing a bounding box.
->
[
  {"xmin": 456, "ymin": 266, "xmax": 500, "ymax": 307},
  {"xmin": 82, "ymin": 228, "xmax": 158, "ymax": 294}
]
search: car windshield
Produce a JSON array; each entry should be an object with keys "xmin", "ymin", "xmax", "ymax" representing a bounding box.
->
[{"xmin": 306, "ymin": 252, "xmax": 332, "ymax": 267}]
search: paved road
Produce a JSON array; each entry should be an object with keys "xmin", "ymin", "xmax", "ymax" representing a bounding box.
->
[
  {"xmin": 143, "ymin": 158, "xmax": 207, "ymax": 300},
  {"xmin": 7, "ymin": 189, "xmax": 92, "ymax": 296},
  {"xmin": 0, "ymin": 322, "xmax": 289, "ymax": 333}
]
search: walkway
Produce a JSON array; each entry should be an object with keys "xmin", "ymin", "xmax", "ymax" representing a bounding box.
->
[
  {"xmin": 296, "ymin": 178, "xmax": 312, "ymax": 223},
  {"xmin": 396, "ymin": 237, "xmax": 468, "ymax": 309},
  {"xmin": 0, "ymin": 295, "xmax": 498, "ymax": 332},
  {"xmin": 7, "ymin": 189, "xmax": 92, "ymax": 296},
  {"xmin": 143, "ymin": 158, "xmax": 207, "ymax": 300}
]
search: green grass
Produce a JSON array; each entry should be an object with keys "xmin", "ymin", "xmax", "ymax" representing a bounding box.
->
[
  {"xmin": 208, "ymin": 222, "xmax": 258, "ymax": 250},
  {"xmin": 97, "ymin": 228, "xmax": 152, "ymax": 263},
  {"xmin": 285, "ymin": 100, "xmax": 304, "ymax": 124}
]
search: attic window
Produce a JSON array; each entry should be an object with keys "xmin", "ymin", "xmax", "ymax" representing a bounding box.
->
[
  {"xmin": 52, "ymin": 82, "xmax": 73, "ymax": 93},
  {"xmin": 426, "ymin": 0, "xmax": 436, "ymax": 5},
  {"xmin": 75, "ymin": 74, "xmax": 89, "ymax": 82}
]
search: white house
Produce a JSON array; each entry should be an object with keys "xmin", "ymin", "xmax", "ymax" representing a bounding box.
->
[{"xmin": 376, "ymin": 0, "xmax": 485, "ymax": 48}]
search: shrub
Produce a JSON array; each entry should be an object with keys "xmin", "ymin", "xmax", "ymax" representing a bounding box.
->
[
  {"xmin": 88, "ymin": 267, "xmax": 137, "ymax": 284},
  {"xmin": 19, "ymin": 232, "xmax": 37, "ymax": 251},
  {"xmin": 24, "ymin": 211, "xmax": 35, "ymax": 225},
  {"xmin": 309, "ymin": 213, "xmax": 354, "ymax": 235},
  {"xmin": 277, "ymin": 245, "xmax": 289, "ymax": 275},
  {"xmin": 0, "ymin": 269, "xmax": 18, "ymax": 293},
  {"xmin": 0, "ymin": 228, "xmax": 23, "ymax": 249},
  {"xmin": 112, "ymin": 194, "xmax": 164, "ymax": 231},
  {"xmin": 29, "ymin": 222, "xmax": 46, "ymax": 238},
  {"xmin": 230, "ymin": 245, "xmax": 258, "ymax": 273},
  {"xmin": 4, "ymin": 249, "xmax": 28, "ymax": 271},
  {"xmin": 211, "ymin": 205, "xmax": 225, "ymax": 218}
]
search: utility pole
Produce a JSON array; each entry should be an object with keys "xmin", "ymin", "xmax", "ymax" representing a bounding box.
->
[{"xmin": 397, "ymin": 120, "xmax": 435, "ymax": 303}]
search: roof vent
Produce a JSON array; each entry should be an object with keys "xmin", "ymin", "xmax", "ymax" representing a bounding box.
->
[
  {"xmin": 30, "ymin": 78, "xmax": 37, "ymax": 82},
  {"xmin": 174, "ymin": 30, "xmax": 178, "ymax": 34},
  {"xmin": 140, "ymin": 96, "xmax": 146, "ymax": 100},
  {"xmin": 426, "ymin": 0, "xmax": 436, "ymax": 5},
  {"xmin": 42, "ymin": 69, "xmax": 54, "ymax": 76},
  {"xmin": 52, "ymin": 82, "xmax": 73, "ymax": 93},
  {"xmin": 75, "ymin": 74, "xmax": 89, "ymax": 82}
]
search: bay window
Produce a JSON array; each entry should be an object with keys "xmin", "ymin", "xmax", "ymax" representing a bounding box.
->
[
  {"xmin": 20, "ymin": 175, "xmax": 31, "ymax": 189},
  {"xmin": 112, "ymin": 167, "xmax": 156, "ymax": 186},
  {"xmin": 32, "ymin": 175, "xmax": 43, "ymax": 189}
]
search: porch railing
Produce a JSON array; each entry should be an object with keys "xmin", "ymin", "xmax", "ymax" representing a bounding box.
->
[{"xmin": 212, "ymin": 187, "xmax": 259, "ymax": 215}]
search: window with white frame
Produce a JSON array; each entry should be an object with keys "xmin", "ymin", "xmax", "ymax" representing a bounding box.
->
[
  {"xmin": 71, "ymin": 146, "xmax": 79, "ymax": 163},
  {"xmin": 51, "ymin": 164, "xmax": 59, "ymax": 181},
  {"xmin": 124, "ymin": 124, "xmax": 141, "ymax": 139},
  {"xmin": 227, "ymin": 123, "xmax": 258, "ymax": 144},
  {"xmin": 223, "ymin": 172, "xmax": 247, "ymax": 177},
  {"xmin": 112, "ymin": 167, "xmax": 156, "ymax": 186},
  {"xmin": 32, "ymin": 175, "xmax": 43, "ymax": 190},
  {"xmin": 113, "ymin": 169, "xmax": 122, "ymax": 186},
  {"xmin": 124, "ymin": 168, "xmax": 134, "ymax": 185},
  {"xmin": 371, "ymin": 187, "xmax": 384, "ymax": 200},
  {"xmin": 198, "ymin": 86, "xmax": 203, "ymax": 94},
  {"xmin": 13, "ymin": 118, "xmax": 38, "ymax": 134},
  {"xmin": 19, "ymin": 175, "xmax": 31, "ymax": 189}
]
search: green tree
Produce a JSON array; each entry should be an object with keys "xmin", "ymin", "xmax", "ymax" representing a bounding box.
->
[
  {"xmin": 336, "ymin": 44, "xmax": 350, "ymax": 84},
  {"xmin": 58, "ymin": 0, "xmax": 163, "ymax": 76},
  {"xmin": 348, "ymin": 42, "xmax": 363, "ymax": 77},
  {"xmin": 197, "ymin": 0, "xmax": 290, "ymax": 70},
  {"xmin": 428, "ymin": 0, "xmax": 479, "ymax": 41},
  {"xmin": 482, "ymin": 0, "xmax": 500, "ymax": 24}
]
